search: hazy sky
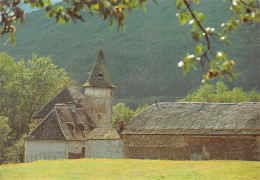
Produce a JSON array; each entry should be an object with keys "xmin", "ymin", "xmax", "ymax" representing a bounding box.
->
[{"xmin": 21, "ymin": 0, "xmax": 63, "ymax": 13}]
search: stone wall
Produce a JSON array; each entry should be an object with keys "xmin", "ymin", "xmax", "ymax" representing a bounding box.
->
[
  {"xmin": 122, "ymin": 135, "xmax": 259, "ymax": 161},
  {"xmin": 85, "ymin": 139, "xmax": 124, "ymax": 159},
  {"xmin": 84, "ymin": 87, "xmax": 113, "ymax": 128}
]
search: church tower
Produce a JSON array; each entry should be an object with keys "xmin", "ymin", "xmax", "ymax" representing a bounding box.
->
[{"xmin": 83, "ymin": 48, "xmax": 116, "ymax": 128}]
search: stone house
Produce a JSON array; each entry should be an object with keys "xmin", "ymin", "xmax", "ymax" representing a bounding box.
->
[
  {"xmin": 24, "ymin": 49, "xmax": 124, "ymax": 162},
  {"xmin": 122, "ymin": 102, "xmax": 260, "ymax": 160}
]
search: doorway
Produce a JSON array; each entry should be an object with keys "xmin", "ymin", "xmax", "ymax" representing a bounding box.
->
[
  {"xmin": 82, "ymin": 147, "xmax": 86, "ymax": 158},
  {"xmin": 191, "ymin": 145, "xmax": 203, "ymax": 160}
]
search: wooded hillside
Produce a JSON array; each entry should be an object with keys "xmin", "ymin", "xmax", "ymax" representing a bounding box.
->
[{"xmin": 0, "ymin": 0, "xmax": 259, "ymax": 108}]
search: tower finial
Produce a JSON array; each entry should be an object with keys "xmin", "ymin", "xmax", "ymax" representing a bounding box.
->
[{"xmin": 99, "ymin": 41, "xmax": 104, "ymax": 47}]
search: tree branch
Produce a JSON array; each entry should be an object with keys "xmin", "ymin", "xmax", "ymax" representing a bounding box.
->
[
  {"xmin": 183, "ymin": 0, "xmax": 211, "ymax": 65},
  {"xmin": 239, "ymin": 0, "xmax": 259, "ymax": 8}
]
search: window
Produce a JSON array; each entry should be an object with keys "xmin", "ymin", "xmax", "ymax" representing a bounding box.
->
[
  {"xmin": 79, "ymin": 125, "xmax": 84, "ymax": 131},
  {"xmin": 68, "ymin": 124, "xmax": 74, "ymax": 130},
  {"xmin": 66, "ymin": 122, "xmax": 75, "ymax": 130},
  {"xmin": 98, "ymin": 72, "xmax": 103, "ymax": 78}
]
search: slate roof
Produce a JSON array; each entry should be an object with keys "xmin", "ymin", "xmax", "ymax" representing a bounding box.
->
[
  {"xmin": 25, "ymin": 103, "xmax": 97, "ymax": 141},
  {"xmin": 82, "ymin": 48, "xmax": 115, "ymax": 88},
  {"xmin": 122, "ymin": 102, "xmax": 260, "ymax": 135},
  {"xmin": 33, "ymin": 86, "xmax": 84, "ymax": 118},
  {"xmin": 85, "ymin": 128, "xmax": 121, "ymax": 140}
]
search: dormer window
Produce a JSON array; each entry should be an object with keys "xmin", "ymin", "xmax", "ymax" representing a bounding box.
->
[
  {"xmin": 79, "ymin": 125, "xmax": 84, "ymax": 131},
  {"xmin": 98, "ymin": 72, "xmax": 103, "ymax": 78},
  {"xmin": 78, "ymin": 122, "xmax": 85, "ymax": 131},
  {"xmin": 66, "ymin": 122, "xmax": 75, "ymax": 130},
  {"xmin": 68, "ymin": 124, "xmax": 74, "ymax": 130}
]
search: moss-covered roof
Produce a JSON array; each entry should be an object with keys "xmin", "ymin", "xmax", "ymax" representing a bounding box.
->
[
  {"xmin": 83, "ymin": 48, "xmax": 115, "ymax": 88},
  {"xmin": 122, "ymin": 102, "xmax": 260, "ymax": 135}
]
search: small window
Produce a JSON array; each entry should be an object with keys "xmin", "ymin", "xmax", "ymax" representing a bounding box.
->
[
  {"xmin": 67, "ymin": 122, "xmax": 75, "ymax": 130},
  {"xmin": 80, "ymin": 125, "xmax": 84, "ymax": 131},
  {"xmin": 67, "ymin": 124, "xmax": 74, "ymax": 130},
  {"xmin": 98, "ymin": 73, "xmax": 103, "ymax": 77}
]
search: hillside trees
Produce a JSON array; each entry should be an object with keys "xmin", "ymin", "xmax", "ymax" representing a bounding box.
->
[
  {"xmin": 0, "ymin": 52, "xmax": 72, "ymax": 163},
  {"xmin": 0, "ymin": 116, "xmax": 10, "ymax": 164},
  {"xmin": 112, "ymin": 103, "xmax": 148, "ymax": 129},
  {"xmin": 0, "ymin": 0, "xmax": 259, "ymax": 82},
  {"xmin": 179, "ymin": 81, "xmax": 260, "ymax": 102}
]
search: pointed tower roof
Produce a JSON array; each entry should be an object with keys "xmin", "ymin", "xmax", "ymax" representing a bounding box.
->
[{"xmin": 83, "ymin": 48, "xmax": 115, "ymax": 88}]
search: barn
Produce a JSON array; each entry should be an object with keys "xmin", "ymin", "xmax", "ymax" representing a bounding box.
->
[{"xmin": 122, "ymin": 102, "xmax": 260, "ymax": 160}]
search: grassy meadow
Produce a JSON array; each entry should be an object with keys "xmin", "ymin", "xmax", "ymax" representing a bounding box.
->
[{"xmin": 0, "ymin": 159, "xmax": 259, "ymax": 180}]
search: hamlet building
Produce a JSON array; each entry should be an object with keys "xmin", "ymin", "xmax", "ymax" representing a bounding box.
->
[
  {"xmin": 24, "ymin": 49, "xmax": 124, "ymax": 162},
  {"xmin": 122, "ymin": 102, "xmax": 260, "ymax": 160},
  {"xmin": 24, "ymin": 49, "xmax": 260, "ymax": 162}
]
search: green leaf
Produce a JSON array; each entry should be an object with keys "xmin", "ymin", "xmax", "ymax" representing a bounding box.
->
[
  {"xmin": 194, "ymin": 45, "xmax": 202, "ymax": 56},
  {"xmin": 176, "ymin": 0, "xmax": 183, "ymax": 10},
  {"xmin": 190, "ymin": 63, "xmax": 197, "ymax": 70},
  {"xmin": 141, "ymin": 3, "xmax": 147, "ymax": 13},
  {"xmin": 190, "ymin": 29, "xmax": 202, "ymax": 41},
  {"xmin": 192, "ymin": 0, "xmax": 200, "ymax": 4},
  {"xmin": 183, "ymin": 63, "xmax": 190, "ymax": 73},
  {"xmin": 198, "ymin": 13, "xmax": 206, "ymax": 24},
  {"xmin": 179, "ymin": 12, "xmax": 187, "ymax": 25},
  {"xmin": 8, "ymin": 32, "xmax": 16, "ymax": 47}
]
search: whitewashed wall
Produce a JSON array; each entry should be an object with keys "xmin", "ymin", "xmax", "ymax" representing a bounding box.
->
[
  {"xmin": 67, "ymin": 141, "xmax": 85, "ymax": 154},
  {"xmin": 25, "ymin": 139, "xmax": 124, "ymax": 162},
  {"xmin": 85, "ymin": 139, "xmax": 124, "ymax": 158},
  {"xmin": 25, "ymin": 140, "xmax": 66, "ymax": 163}
]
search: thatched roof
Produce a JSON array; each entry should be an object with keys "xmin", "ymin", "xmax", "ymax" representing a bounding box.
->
[
  {"xmin": 25, "ymin": 103, "xmax": 97, "ymax": 141},
  {"xmin": 82, "ymin": 48, "xmax": 115, "ymax": 88},
  {"xmin": 122, "ymin": 102, "xmax": 260, "ymax": 135},
  {"xmin": 85, "ymin": 128, "xmax": 121, "ymax": 140},
  {"xmin": 33, "ymin": 86, "xmax": 84, "ymax": 118}
]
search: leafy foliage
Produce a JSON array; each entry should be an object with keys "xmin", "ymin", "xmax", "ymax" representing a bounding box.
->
[
  {"xmin": 175, "ymin": 0, "xmax": 260, "ymax": 82},
  {"xmin": 112, "ymin": 103, "xmax": 148, "ymax": 128},
  {"xmin": 179, "ymin": 81, "xmax": 260, "ymax": 102},
  {"xmin": 0, "ymin": 52, "xmax": 72, "ymax": 164},
  {"xmin": 0, "ymin": 0, "xmax": 259, "ymax": 81},
  {"xmin": 0, "ymin": 1, "xmax": 258, "ymax": 103},
  {"xmin": 0, "ymin": 116, "xmax": 10, "ymax": 164}
]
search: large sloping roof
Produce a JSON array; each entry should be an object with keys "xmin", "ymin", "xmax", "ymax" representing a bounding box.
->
[
  {"xmin": 25, "ymin": 108, "xmax": 67, "ymax": 141},
  {"xmin": 83, "ymin": 48, "xmax": 115, "ymax": 88},
  {"xmin": 33, "ymin": 86, "xmax": 84, "ymax": 118},
  {"xmin": 25, "ymin": 103, "xmax": 97, "ymax": 141},
  {"xmin": 122, "ymin": 102, "xmax": 260, "ymax": 135}
]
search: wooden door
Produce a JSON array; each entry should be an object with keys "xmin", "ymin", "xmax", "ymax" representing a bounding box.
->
[{"xmin": 191, "ymin": 145, "xmax": 203, "ymax": 160}]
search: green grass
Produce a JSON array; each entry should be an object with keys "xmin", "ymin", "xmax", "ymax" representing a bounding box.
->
[{"xmin": 0, "ymin": 159, "xmax": 259, "ymax": 180}]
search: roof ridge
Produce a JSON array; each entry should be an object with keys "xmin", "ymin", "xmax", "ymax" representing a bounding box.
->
[{"xmin": 157, "ymin": 102, "xmax": 260, "ymax": 104}]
